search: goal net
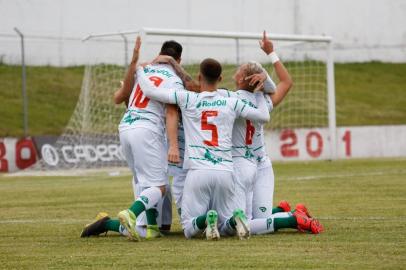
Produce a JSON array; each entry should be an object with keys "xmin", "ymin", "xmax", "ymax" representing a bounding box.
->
[{"xmin": 33, "ymin": 28, "xmax": 336, "ymax": 171}]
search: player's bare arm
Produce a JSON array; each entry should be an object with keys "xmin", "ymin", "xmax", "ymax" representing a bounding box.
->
[
  {"xmin": 113, "ymin": 36, "xmax": 141, "ymax": 104},
  {"xmin": 245, "ymin": 72, "xmax": 266, "ymax": 91},
  {"xmin": 166, "ymin": 104, "xmax": 181, "ymax": 163},
  {"xmin": 259, "ymin": 31, "xmax": 293, "ymax": 107},
  {"xmin": 244, "ymin": 70, "xmax": 277, "ymax": 92},
  {"xmin": 153, "ymin": 55, "xmax": 200, "ymax": 92}
]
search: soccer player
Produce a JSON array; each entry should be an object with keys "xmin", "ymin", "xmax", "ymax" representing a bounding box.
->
[
  {"xmin": 158, "ymin": 31, "xmax": 323, "ymax": 234},
  {"xmin": 81, "ymin": 38, "xmax": 185, "ymax": 240},
  {"xmin": 136, "ymin": 58, "xmax": 270, "ymax": 240},
  {"xmin": 243, "ymin": 32, "xmax": 323, "ymax": 234}
]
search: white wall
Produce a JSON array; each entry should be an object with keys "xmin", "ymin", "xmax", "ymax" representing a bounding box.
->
[{"xmin": 1, "ymin": 0, "xmax": 405, "ymax": 65}]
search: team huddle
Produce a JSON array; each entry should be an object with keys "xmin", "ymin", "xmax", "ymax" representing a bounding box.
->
[{"xmin": 81, "ymin": 31, "xmax": 323, "ymax": 241}]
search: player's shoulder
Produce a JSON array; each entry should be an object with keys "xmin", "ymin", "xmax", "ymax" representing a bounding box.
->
[
  {"xmin": 217, "ymin": 88, "xmax": 238, "ymax": 98},
  {"xmin": 145, "ymin": 64, "xmax": 178, "ymax": 80}
]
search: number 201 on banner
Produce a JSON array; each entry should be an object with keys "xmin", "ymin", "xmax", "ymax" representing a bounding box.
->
[{"xmin": 280, "ymin": 129, "xmax": 352, "ymax": 158}]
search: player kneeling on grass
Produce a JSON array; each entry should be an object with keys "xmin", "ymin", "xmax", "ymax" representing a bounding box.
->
[
  {"xmin": 81, "ymin": 38, "xmax": 186, "ymax": 240},
  {"xmin": 157, "ymin": 31, "xmax": 323, "ymax": 235},
  {"xmin": 136, "ymin": 57, "xmax": 270, "ymax": 240}
]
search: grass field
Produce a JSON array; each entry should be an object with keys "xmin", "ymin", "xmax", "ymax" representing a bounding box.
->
[
  {"xmin": 1, "ymin": 62, "xmax": 406, "ymax": 137},
  {"xmin": 0, "ymin": 159, "xmax": 405, "ymax": 269}
]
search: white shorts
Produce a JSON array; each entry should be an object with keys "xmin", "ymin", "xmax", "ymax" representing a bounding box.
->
[
  {"xmin": 133, "ymin": 180, "xmax": 172, "ymax": 227},
  {"xmin": 169, "ymin": 167, "xmax": 188, "ymax": 213},
  {"xmin": 181, "ymin": 169, "xmax": 235, "ymax": 237},
  {"xmin": 232, "ymin": 157, "xmax": 257, "ymax": 215},
  {"xmin": 119, "ymin": 128, "xmax": 168, "ymax": 187},
  {"xmin": 250, "ymin": 157, "xmax": 275, "ymax": 219}
]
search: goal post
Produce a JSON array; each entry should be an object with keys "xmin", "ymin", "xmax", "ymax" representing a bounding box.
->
[{"xmin": 33, "ymin": 27, "xmax": 336, "ymax": 171}]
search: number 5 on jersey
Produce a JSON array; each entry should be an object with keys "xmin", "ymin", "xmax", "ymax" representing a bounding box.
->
[
  {"xmin": 130, "ymin": 76, "xmax": 163, "ymax": 108},
  {"xmin": 201, "ymin": 110, "xmax": 218, "ymax": 147}
]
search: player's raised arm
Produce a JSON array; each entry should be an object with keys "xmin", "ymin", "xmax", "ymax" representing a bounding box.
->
[
  {"xmin": 236, "ymin": 91, "xmax": 270, "ymax": 124},
  {"xmin": 152, "ymin": 55, "xmax": 200, "ymax": 92},
  {"xmin": 113, "ymin": 36, "xmax": 141, "ymax": 104},
  {"xmin": 260, "ymin": 31, "xmax": 293, "ymax": 107}
]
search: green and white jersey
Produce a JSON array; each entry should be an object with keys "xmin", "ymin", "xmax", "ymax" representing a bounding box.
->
[
  {"xmin": 218, "ymin": 89, "xmax": 273, "ymax": 165},
  {"xmin": 256, "ymin": 94, "xmax": 273, "ymax": 168},
  {"xmin": 136, "ymin": 67, "xmax": 270, "ymax": 172},
  {"xmin": 176, "ymin": 91, "xmax": 263, "ymax": 172},
  {"xmin": 118, "ymin": 64, "xmax": 184, "ymax": 135}
]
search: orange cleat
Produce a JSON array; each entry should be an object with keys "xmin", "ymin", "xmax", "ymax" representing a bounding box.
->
[
  {"xmin": 295, "ymin": 203, "xmax": 312, "ymax": 218},
  {"xmin": 277, "ymin": 200, "xmax": 291, "ymax": 212},
  {"xmin": 293, "ymin": 210, "xmax": 324, "ymax": 234}
]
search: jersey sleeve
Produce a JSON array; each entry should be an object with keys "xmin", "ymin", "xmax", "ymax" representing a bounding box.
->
[
  {"xmin": 233, "ymin": 92, "xmax": 270, "ymax": 123},
  {"xmin": 137, "ymin": 66, "xmax": 189, "ymax": 105},
  {"xmin": 265, "ymin": 93, "xmax": 274, "ymax": 112},
  {"xmin": 170, "ymin": 76, "xmax": 186, "ymax": 90},
  {"xmin": 218, "ymin": 89, "xmax": 237, "ymax": 98},
  {"xmin": 173, "ymin": 90, "xmax": 197, "ymax": 109},
  {"xmin": 263, "ymin": 71, "xmax": 277, "ymax": 94}
]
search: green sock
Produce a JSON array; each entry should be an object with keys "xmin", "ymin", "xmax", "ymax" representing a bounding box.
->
[
  {"xmin": 272, "ymin": 207, "xmax": 285, "ymax": 214},
  {"xmin": 228, "ymin": 217, "xmax": 237, "ymax": 229},
  {"xmin": 146, "ymin": 209, "xmax": 158, "ymax": 226},
  {"xmin": 274, "ymin": 216, "xmax": 297, "ymax": 230},
  {"xmin": 105, "ymin": 219, "xmax": 121, "ymax": 232},
  {"xmin": 129, "ymin": 201, "xmax": 146, "ymax": 216},
  {"xmin": 195, "ymin": 215, "xmax": 207, "ymax": 230}
]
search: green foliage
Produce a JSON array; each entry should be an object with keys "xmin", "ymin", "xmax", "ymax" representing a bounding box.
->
[
  {"xmin": 335, "ymin": 62, "xmax": 406, "ymax": 126},
  {"xmin": 0, "ymin": 64, "xmax": 83, "ymax": 137},
  {"xmin": 0, "ymin": 158, "xmax": 405, "ymax": 269}
]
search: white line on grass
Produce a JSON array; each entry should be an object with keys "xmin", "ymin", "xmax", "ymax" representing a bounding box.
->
[{"xmin": 282, "ymin": 169, "xmax": 406, "ymax": 181}]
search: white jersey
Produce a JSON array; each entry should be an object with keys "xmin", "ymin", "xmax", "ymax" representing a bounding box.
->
[
  {"xmin": 118, "ymin": 64, "xmax": 184, "ymax": 135},
  {"xmin": 218, "ymin": 89, "xmax": 273, "ymax": 165},
  {"xmin": 136, "ymin": 66, "xmax": 270, "ymax": 172},
  {"xmin": 179, "ymin": 91, "xmax": 247, "ymax": 172},
  {"xmin": 256, "ymin": 94, "xmax": 273, "ymax": 168}
]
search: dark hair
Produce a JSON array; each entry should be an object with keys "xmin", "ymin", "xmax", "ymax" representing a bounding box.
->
[
  {"xmin": 160, "ymin": 40, "xmax": 182, "ymax": 60},
  {"xmin": 200, "ymin": 58, "xmax": 222, "ymax": 84}
]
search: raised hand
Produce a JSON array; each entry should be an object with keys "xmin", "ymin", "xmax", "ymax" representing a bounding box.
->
[
  {"xmin": 131, "ymin": 36, "xmax": 141, "ymax": 63},
  {"xmin": 259, "ymin": 31, "xmax": 274, "ymax": 55},
  {"xmin": 245, "ymin": 72, "xmax": 266, "ymax": 86}
]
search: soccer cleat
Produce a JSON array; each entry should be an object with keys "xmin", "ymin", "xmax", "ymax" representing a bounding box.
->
[
  {"xmin": 117, "ymin": 209, "xmax": 140, "ymax": 241},
  {"xmin": 233, "ymin": 208, "xmax": 250, "ymax": 240},
  {"xmin": 295, "ymin": 203, "xmax": 312, "ymax": 218},
  {"xmin": 146, "ymin": 225, "xmax": 162, "ymax": 240},
  {"xmin": 277, "ymin": 200, "xmax": 292, "ymax": 212},
  {"xmin": 293, "ymin": 210, "xmax": 324, "ymax": 234},
  {"xmin": 205, "ymin": 210, "xmax": 220, "ymax": 240},
  {"xmin": 80, "ymin": 212, "xmax": 110, "ymax": 237}
]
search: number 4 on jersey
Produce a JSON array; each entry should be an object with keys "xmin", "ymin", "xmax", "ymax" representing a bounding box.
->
[
  {"xmin": 130, "ymin": 76, "xmax": 163, "ymax": 108},
  {"xmin": 245, "ymin": 120, "xmax": 255, "ymax": 145}
]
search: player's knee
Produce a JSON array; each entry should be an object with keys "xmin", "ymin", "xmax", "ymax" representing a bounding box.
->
[{"xmin": 183, "ymin": 228, "xmax": 194, "ymax": 239}]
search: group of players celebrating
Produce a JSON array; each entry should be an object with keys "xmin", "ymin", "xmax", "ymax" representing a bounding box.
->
[{"xmin": 81, "ymin": 31, "xmax": 324, "ymax": 241}]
